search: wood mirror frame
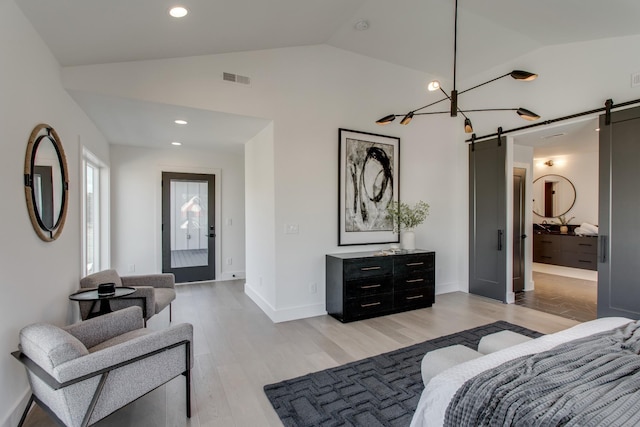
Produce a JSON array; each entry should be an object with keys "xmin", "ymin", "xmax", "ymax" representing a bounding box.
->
[{"xmin": 24, "ymin": 124, "xmax": 69, "ymax": 242}]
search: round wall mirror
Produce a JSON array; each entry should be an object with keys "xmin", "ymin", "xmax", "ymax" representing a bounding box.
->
[
  {"xmin": 24, "ymin": 124, "xmax": 69, "ymax": 241},
  {"xmin": 532, "ymin": 174, "xmax": 576, "ymax": 218}
]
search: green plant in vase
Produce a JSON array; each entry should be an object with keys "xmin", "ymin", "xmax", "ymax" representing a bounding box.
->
[
  {"xmin": 385, "ymin": 200, "xmax": 429, "ymax": 250},
  {"xmin": 555, "ymin": 214, "xmax": 575, "ymax": 234}
]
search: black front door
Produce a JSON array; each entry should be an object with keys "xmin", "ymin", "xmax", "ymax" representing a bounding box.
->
[
  {"xmin": 162, "ymin": 172, "xmax": 216, "ymax": 283},
  {"xmin": 469, "ymin": 137, "xmax": 507, "ymax": 302}
]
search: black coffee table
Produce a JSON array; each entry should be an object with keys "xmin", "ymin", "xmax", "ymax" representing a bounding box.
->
[{"xmin": 69, "ymin": 286, "xmax": 136, "ymax": 318}]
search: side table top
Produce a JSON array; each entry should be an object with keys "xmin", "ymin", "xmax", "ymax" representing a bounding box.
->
[{"xmin": 69, "ymin": 286, "xmax": 136, "ymax": 301}]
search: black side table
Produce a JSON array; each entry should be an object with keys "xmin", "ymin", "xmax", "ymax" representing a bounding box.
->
[{"xmin": 69, "ymin": 286, "xmax": 136, "ymax": 319}]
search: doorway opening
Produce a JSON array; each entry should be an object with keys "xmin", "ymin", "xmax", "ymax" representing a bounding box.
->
[
  {"xmin": 511, "ymin": 118, "xmax": 599, "ymax": 322},
  {"xmin": 162, "ymin": 172, "xmax": 216, "ymax": 283}
]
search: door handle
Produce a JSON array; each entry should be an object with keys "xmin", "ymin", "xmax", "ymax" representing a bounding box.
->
[
  {"xmin": 521, "ymin": 234, "xmax": 527, "ymax": 239},
  {"xmin": 599, "ymin": 235, "xmax": 607, "ymax": 263},
  {"xmin": 498, "ymin": 230, "xmax": 503, "ymax": 251},
  {"xmin": 209, "ymin": 233, "xmax": 216, "ymax": 238}
]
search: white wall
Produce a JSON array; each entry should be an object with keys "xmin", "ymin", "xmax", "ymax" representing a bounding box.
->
[
  {"xmin": 61, "ymin": 45, "xmax": 465, "ymax": 321},
  {"xmin": 244, "ymin": 123, "xmax": 277, "ymax": 313},
  {"xmin": 0, "ymin": 1, "xmax": 110, "ymax": 425},
  {"xmin": 109, "ymin": 144, "xmax": 246, "ymax": 280}
]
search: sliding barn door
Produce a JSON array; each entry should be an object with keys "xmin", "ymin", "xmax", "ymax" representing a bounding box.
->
[
  {"xmin": 469, "ymin": 137, "xmax": 507, "ymax": 302},
  {"xmin": 598, "ymin": 106, "xmax": 640, "ymax": 318}
]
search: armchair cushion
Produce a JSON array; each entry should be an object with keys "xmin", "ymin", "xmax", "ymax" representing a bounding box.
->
[
  {"xmin": 154, "ymin": 288, "xmax": 177, "ymax": 313},
  {"xmin": 20, "ymin": 324, "xmax": 89, "ymax": 371},
  {"xmin": 79, "ymin": 269, "xmax": 122, "ymax": 288},
  {"xmin": 64, "ymin": 306, "xmax": 144, "ymax": 349}
]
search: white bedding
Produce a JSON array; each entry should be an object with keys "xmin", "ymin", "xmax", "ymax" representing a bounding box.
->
[{"xmin": 409, "ymin": 317, "xmax": 634, "ymax": 427}]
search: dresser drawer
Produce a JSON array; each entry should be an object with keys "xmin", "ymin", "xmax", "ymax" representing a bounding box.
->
[
  {"xmin": 346, "ymin": 275, "xmax": 393, "ymax": 298},
  {"xmin": 562, "ymin": 252, "xmax": 597, "ymax": 270},
  {"xmin": 394, "ymin": 253, "xmax": 433, "ymax": 275},
  {"xmin": 394, "ymin": 287, "xmax": 434, "ymax": 310},
  {"xmin": 345, "ymin": 293, "xmax": 393, "ymax": 320},
  {"xmin": 394, "ymin": 271, "xmax": 433, "ymax": 291},
  {"xmin": 344, "ymin": 257, "xmax": 393, "ymax": 279},
  {"xmin": 573, "ymin": 239, "xmax": 597, "ymax": 255}
]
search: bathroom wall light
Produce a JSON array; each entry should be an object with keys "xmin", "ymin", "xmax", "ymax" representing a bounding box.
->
[
  {"xmin": 544, "ymin": 160, "xmax": 554, "ymax": 167},
  {"xmin": 174, "ymin": 119, "xmax": 188, "ymax": 125}
]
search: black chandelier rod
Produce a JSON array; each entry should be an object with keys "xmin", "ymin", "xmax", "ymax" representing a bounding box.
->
[
  {"xmin": 453, "ymin": 0, "xmax": 458, "ymax": 92},
  {"xmin": 458, "ymin": 72, "xmax": 511, "ymax": 96},
  {"xmin": 465, "ymin": 97, "xmax": 640, "ymax": 143}
]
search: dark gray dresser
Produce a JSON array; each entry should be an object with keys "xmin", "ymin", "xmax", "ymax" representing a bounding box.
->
[{"xmin": 326, "ymin": 250, "xmax": 435, "ymax": 322}]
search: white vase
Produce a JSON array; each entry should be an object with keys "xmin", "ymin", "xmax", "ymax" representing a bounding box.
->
[{"xmin": 401, "ymin": 230, "xmax": 415, "ymax": 250}]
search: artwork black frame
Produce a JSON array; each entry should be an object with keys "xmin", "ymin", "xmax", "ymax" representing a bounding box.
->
[{"xmin": 338, "ymin": 128, "xmax": 400, "ymax": 246}]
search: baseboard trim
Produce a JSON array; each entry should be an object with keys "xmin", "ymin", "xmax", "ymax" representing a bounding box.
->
[
  {"xmin": 2, "ymin": 389, "xmax": 30, "ymax": 427},
  {"xmin": 435, "ymin": 282, "xmax": 460, "ymax": 295},
  {"xmin": 244, "ymin": 284, "xmax": 327, "ymax": 323},
  {"xmin": 217, "ymin": 271, "xmax": 246, "ymax": 281}
]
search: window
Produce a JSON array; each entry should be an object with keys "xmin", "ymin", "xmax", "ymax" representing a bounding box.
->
[{"xmin": 82, "ymin": 148, "xmax": 109, "ymax": 276}]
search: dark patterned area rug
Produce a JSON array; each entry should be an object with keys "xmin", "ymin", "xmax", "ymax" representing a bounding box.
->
[{"xmin": 264, "ymin": 321, "xmax": 542, "ymax": 427}]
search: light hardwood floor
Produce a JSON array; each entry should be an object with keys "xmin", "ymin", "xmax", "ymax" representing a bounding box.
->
[{"xmin": 22, "ymin": 280, "xmax": 580, "ymax": 427}]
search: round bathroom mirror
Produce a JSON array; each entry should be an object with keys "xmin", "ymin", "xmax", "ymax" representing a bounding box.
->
[
  {"xmin": 24, "ymin": 124, "xmax": 69, "ymax": 241},
  {"xmin": 532, "ymin": 174, "xmax": 576, "ymax": 218}
]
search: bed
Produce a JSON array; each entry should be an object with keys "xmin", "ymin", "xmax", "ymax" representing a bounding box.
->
[{"xmin": 410, "ymin": 317, "xmax": 636, "ymax": 427}]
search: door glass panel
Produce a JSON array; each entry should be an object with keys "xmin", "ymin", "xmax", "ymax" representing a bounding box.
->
[{"xmin": 170, "ymin": 179, "xmax": 208, "ymax": 268}]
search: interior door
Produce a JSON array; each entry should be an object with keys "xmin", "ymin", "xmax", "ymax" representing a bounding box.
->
[
  {"xmin": 162, "ymin": 172, "xmax": 215, "ymax": 283},
  {"xmin": 513, "ymin": 167, "xmax": 526, "ymax": 292},
  {"xmin": 469, "ymin": 137, "xmax": 507, "ymax": 302},
  {"xmin": 598, "ymin": 106, "xmax": 640, "ymax": 318}
]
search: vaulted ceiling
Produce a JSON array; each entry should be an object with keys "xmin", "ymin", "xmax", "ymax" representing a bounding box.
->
[{"xmin": 15, "ymin": 0, "xmax": 640, "ymax": 150}]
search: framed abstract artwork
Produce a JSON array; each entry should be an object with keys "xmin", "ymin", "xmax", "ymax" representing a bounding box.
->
[{"xmin": 338, "ymin": 128, "xmax": 400, "ymax": 246}]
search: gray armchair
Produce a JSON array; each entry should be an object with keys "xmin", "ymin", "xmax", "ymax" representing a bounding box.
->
[
  {"xmin": 13, "ymin": 306, "xmax": 193, "ymax": 427},
  {"xmin": 79, "ymin": 269, "xmax": 176, "ymax": 322}
]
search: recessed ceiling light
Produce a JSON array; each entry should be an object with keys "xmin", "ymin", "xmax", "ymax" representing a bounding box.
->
[
  {"xmin": 171, "ymin": 141, "xmax": 182, "ymax": 146},
  {"xmin": 174, "ymin": 119, "xmax": 188, "ymax": 125},
  {"xmin": 354, "ymin": 20, "xmax": 369, "ymax": 31},
  {"xmin": 169, "ymin": 6, "xmax": 188, "ymax": 18}
]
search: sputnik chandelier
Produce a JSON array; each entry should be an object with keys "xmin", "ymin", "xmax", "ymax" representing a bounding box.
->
[{"xmin": 376, "ymin": 0, "xmax": 540, "ymax": 133}]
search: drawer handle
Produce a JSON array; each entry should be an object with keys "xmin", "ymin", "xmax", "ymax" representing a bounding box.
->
[
  {"xmin": 406, "ymin": 294, "xmax": 424, "ymax": 300},
  {"xmin": 405, "ymin": 278, "xmax": 424, "ymax": 283},
  {"xmin": 361, "ymin": 266, "xmax": 382, "ymax": 271},
  {"xmin": 360, "ymin": 284, "xmax": 381, "ymax": 289},
  {"xmin": 578, "ymin": 243, "xmax": 593, "ymax": 247},
  {"xmin": 406, "ymin": 262, "xmax": 424, "ymax": 267},
  {"xmin": 541, "ymin": 256, "xmax": 553, "ymax": 259},
  {"xmin": 579, "ymin": 260, "xmax": 592, "ymax": 264},
  {"xmin": 361, "ymin": 302, "xmax": 381, "ymax": 308}
]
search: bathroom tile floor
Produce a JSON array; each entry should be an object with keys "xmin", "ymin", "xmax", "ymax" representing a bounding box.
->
[{"xmin": 515, "ymin": 271, "xmax": 597, "ymax": 322}]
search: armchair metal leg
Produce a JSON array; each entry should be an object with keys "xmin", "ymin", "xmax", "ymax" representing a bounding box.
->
[
  {"xmin": 185, "ymin": 339, "xmax": 191, "ymax": 418},
  {"xmin": 186, "ymin": 368, "xmax": 191, "ymax": 418},
  {"xmin": 170, "ymin": 303, "xmax": 172, "ymax": 322},
  {"xmin": 17, "ymin": 394, "xmax": 34, "ymax": 427}
]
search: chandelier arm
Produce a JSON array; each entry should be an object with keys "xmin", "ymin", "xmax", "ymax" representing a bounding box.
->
[
  {"xmin": 457, "ymin": 73, "xmax": 512, "ymax": 96},
  {"xmin": 459, "ymin": 108, "xmax": 518, "ymax": 113},
  {"xmin": 410, "ymin": 96, "xmax": 450, "ymax": 114},
  {"xmin": 412, "ymin": 111, "xmax": 451, "ymax": 116}
]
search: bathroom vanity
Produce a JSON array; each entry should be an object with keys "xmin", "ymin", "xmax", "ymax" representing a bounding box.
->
[{"xmin": 533, "ymin": 227, "xmax": 597, "ymax": 271}]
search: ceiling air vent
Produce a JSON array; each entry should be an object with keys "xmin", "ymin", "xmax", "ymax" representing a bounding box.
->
[
  {"xmin": 223, "ymin": 72, "xmax": 251, "ymax": 85},
  {"xmin": 632, "ymin": 72, "xmax": 640, "ymax": 88}
]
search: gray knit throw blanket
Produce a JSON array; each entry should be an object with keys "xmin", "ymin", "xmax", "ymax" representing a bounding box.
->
[{"xmin": 445, "ymin": 320, "xmax": 640, "ymax": 427}]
